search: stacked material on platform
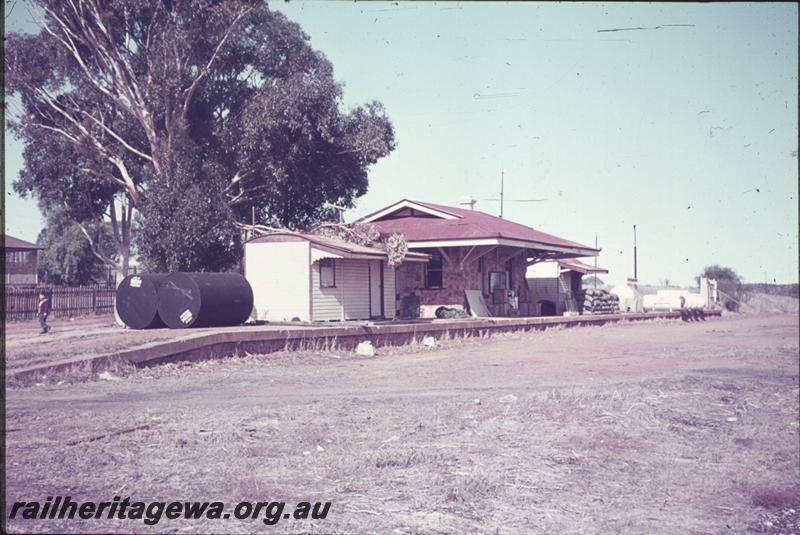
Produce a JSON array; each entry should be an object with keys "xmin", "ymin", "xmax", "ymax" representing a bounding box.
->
[{"xmin": 578, "ymin": 289, "xmax": 620, "ymax": 315}]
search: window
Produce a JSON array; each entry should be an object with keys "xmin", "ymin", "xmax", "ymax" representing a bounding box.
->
[
  {"xmin": 319, "ymin": 259, "xmax": 336, "ymax": 288},
  {"xmin": 6, "ymin": 251, "xmax": 26, "ymax": 264},
  {"xmin": 490, "ymin": 271, "xmax": 508, "ymax": 293},
  {"xmin": 425, "ymin": 252, "xmax": 444, "ymax": 289},
  {"xmin": 478, "ymin": 257, "xmax": 485, "ymax": 293}
]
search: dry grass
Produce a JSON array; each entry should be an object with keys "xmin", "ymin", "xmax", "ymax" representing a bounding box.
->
[
  {"xmin": 5, "ymin": 314, "xmax": 798, "ymax": 533},
  {"xmin": 743, "ymin": 293, "xmax": 799, "ymax": 314},
  {"xmin": 6, "ymin": 372, "xmax": 798, "ymax": 533},
  {"xmin": 8, "ymin": 318, "xmax": 635, "ymax": 388}
]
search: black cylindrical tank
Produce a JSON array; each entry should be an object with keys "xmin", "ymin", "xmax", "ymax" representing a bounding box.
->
[
  {"xmin": 115, "ymin": 274, "xmax": 169, "ymax": 329},
  {"xmin": 156, "ymin": 272, "xmax": 254, "ymax": 329}
]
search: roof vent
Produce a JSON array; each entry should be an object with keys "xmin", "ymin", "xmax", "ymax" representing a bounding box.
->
[{"xmin": 458, "ymin": 196, "xmax": 477, "ymax": 210}]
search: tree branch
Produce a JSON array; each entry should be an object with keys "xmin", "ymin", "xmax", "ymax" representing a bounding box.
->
[
  {"xmin": 233, "ymin": 221, "xmax": 289, "ymax": 235},
  {"xmin": 77, "ymin": 220, "xmax": 122, "ymax": 273},
  {"xmin": 227, "ymin": 182, "xmax": 273, "ymax": 206},
  {"xmin": 109, "ymin": 195, "xmax": 121, "ymax": 245},
  {"xmin": 40, "ymin": 6, "xmax": 119, "ymax": 102},
  {"xmin": 107, "ymin": 155, "xmax": 140, "ymax": 202},
  {"xmin": 73, "ymin": 165, "xmax": 129, "ymax": 189},
  {"xmin": 32, "ymin": 123, "xmax": 80, "ymax": 143},
  {"xmin": 79, "ymin": 109, "xmax": 153, "ymax": 162},
  {"xmin": 181, "ymin": 6, "xmax": 253, "ymax": 119}
]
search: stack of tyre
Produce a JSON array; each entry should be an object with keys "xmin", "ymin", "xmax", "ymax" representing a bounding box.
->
[
  {"xmin": 578, "ymin": 289, "xmax": 620, "ymax": 315},
  {"xmin": 115, "ymin": 272, "xmax": 253, "ymax": 329}
]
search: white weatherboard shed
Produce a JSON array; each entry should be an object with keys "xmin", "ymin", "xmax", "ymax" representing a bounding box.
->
[{"xmin": 245, "ymin": 233, "xmax": 429, "ymax": 322}]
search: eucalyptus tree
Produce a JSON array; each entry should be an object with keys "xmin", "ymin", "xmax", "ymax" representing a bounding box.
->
[{"xmin": 7, "ymin": 0, "xmax": 395, "ymax": 273}]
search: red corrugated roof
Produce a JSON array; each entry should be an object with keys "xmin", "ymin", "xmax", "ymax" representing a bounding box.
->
[
  {"xmin": 3, "ymin": 234, "xmax": 42, "ymax": 250},
  {"xmin": 558, "ymin": 258, "xmax": 608, "ymax": 274},
  {"xmin": 366, "ymin": 199, "xmax": 598, "ymax": 253}
]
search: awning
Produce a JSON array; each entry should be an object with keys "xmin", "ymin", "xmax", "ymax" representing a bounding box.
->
[
  {"xmin": 244, "ymin": 232, "xmax": 427, "ymax": 264},
  {"xmin": 558, "ymin": 258, "xmax": 609, "ymax": 274},
  {"xmin": 310, "ymin": 247, "xmax": 344, "ymax": 263}
]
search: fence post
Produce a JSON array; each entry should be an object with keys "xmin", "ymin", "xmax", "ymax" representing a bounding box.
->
[{"xmin": 92, "ymin": 287, "xmax": 97, "ymax": 314}]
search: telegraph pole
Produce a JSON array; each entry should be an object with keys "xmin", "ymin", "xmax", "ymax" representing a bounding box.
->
[
  {"xmin": 633, "ymin": 224, "xmax": 638, "ymax": 286},
  {"xmin": 500, "ymin": 170, "xmax": 505, "ymax": 219},
  {"xmin": 594, "ymin": 234, "xmax": 598, "ymax": 289}
]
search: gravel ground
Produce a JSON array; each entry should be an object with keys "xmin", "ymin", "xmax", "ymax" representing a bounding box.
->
[{"xmin": 4, "ymin": 313, "xmax": 799, "ymax": 534}]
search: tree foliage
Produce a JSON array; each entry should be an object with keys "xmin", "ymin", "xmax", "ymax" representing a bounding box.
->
[
  {"xmin": 697, "ymin": 264, "xmax": 745, "ymax": 311},
  {"xmin": 697, "ymin": 265, "xmax": 742, "ymax": 286},
  {"xmin": 136, "ymin": 174, "xmax": 240, "ymax": 272},
  {"xmin": 7, "ymin": 0, "xmax": 395, "ymax": 274},
  {"xmin": 247, "ymin": 220, "xmax": 410, "ymax": 268},
  {"xmin": 311, "ymin": 222, "xmax": 408, "ymax": 267},
  {"xmin": 36, "ymin": 207, "xmax": 116, "ymax": 285}
]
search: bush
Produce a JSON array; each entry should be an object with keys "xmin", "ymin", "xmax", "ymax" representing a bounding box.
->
[{"xmin": 697, "ymin": 265, "xmax": 746, "ymax": 311}]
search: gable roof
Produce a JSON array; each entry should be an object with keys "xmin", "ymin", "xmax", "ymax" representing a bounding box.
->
[
  {"xmin": 246, "ymin": 232, "xmax": 429, "ymax": 262},
  {"xmin": 359, "ymin": 199, "xmax": 599, "ymax": 256},
  {"xmin": 357, "ymin": 199, "xmax": 462, "ymax": 222},
  {"xmin": 3, "ymin": 234, "xmax": 43, "ymax": 250}
]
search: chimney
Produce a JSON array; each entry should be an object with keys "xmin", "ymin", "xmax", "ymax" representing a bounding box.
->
[{"xmin": 458, "ymin": 196, "xmax": 477, "ymax": 210}]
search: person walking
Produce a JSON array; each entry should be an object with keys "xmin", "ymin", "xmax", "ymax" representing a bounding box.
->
[{"xmin": 37, "ymin": 291, "xmax": 51, "ymax": 334}]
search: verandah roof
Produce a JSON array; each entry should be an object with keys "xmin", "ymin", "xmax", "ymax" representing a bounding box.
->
[{"xmin": 359, "ymin": 199, "xmax": 599, "ymax": 257}]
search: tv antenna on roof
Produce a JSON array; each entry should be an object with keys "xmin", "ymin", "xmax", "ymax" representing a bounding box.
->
[
  {"xmin": 483, "ymin": 170, "xmax": 547, "ymax": 218},
  {"xmin": 323, "ymin": 202, "xmax": 348, "ymax": 223}
]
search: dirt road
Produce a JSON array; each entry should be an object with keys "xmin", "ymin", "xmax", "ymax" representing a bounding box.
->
[{"xmin": 5, "ymin": 313, "xmax": 799, "ymax": 534}]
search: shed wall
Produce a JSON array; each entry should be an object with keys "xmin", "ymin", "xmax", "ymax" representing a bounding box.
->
[
  {"xmin": 527, "ymin": 276, "xmax": 560, "ymax": 302},
  {"xmin": 526, "ymin": 272, "xmax": 580, "ymax": 314},
  {"xmin": 245, "ymin": 241, "xmax": 310, "ymax": 321},
  {"xmin": 340, "ymin": 259, "xmax": 370, "ymax": 320},
  {"xmin": 311, "ymin": 258, "xmax": 380, "ymax": 321},
  {"xmin": 383, "ymin": 265, "xmax": 396, "ymax": 319},
  {"xmin": 311, "ymin": 260, "xmax": 343, "ymax": 321}
]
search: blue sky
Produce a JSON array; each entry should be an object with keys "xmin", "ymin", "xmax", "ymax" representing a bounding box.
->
[{"xmin": 4, "ymin": 2, "xmax": 798, "ymax": 285}]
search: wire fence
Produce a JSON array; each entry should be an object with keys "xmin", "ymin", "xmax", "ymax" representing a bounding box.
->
[{"xmin": 4, "ymin": 285, "xmax": 116, "ymax": 321}]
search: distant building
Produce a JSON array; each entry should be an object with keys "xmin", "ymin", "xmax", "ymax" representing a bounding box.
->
[{"xmin": 3, "ymin": 234, "xmax": 43, "ymax": 286}]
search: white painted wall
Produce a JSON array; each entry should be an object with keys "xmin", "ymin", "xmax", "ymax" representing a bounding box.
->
[
  {"xmin": 611, "ymin": 284, "xmax": 644, "ymax": 312},
  {"xmin": 643, "ymin": 289, "xmax": 706, "ymax": 310},
  {"xmin": 245, "ymin": 241, "xmax": 310, "ymax": 322},
  {"xmin": 526, "ymin": 262, "xmax": 560, "ymax": 278}
]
